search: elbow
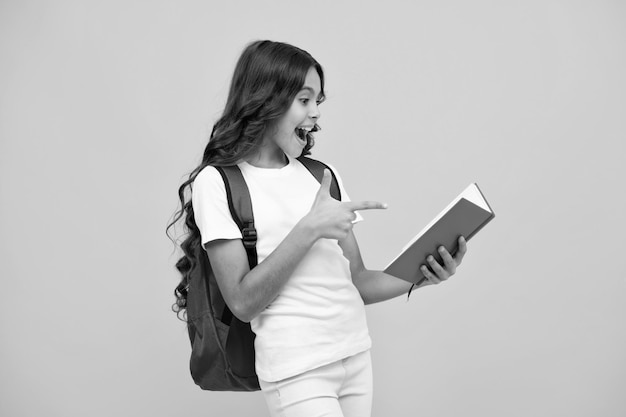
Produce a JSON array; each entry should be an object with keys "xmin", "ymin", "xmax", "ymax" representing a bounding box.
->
[
  {"xmin": 222, "ymin": 273, "xmax": 267, "ymax": 323},
  {"xmin": 229, "ymin": 300, "xmax": 258, "ymax": 324},
  {"xmin": 352, "ymin": 268, "xmax": 373, "ymax": 305},
  {"xmin": 359, "ymin": 290, "xmax": 378, "ymax": 306},
  {"xmin": 221, "ymin": 280, "xmax": 259, "ymax": 323},
  {"xmin": 233, "ymin": 312, "xmax": 253, "ymax": 324},
  {"xmin": 361, "ymin": 295, "xmax": 375, "ymax": 306}
]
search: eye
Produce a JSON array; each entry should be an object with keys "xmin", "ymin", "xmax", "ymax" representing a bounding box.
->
[{"xmin": 299, "ymin": 98, "xmax": 310, "ymax": 105}]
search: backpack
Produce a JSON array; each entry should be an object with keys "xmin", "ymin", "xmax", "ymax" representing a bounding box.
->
[{"xmin": 185, "ymin": 156, "xmax": 342, "ymax": 391}]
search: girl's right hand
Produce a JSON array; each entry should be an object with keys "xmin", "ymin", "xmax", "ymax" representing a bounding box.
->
[{"xmin": 303, "ymin": 169, "xmax": 387, "ymax": 240}]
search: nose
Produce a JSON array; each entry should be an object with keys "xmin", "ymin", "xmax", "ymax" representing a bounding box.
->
[{"xmin": 309, "ymin": 102, "xmax": 320, "ymax": 121}]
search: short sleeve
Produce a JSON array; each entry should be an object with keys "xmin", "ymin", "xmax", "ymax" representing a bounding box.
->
[
  {"xmin": 325, "ymin": 163, "xmax": 364, "ymax": 223},
  {"xmin": 191, "ymin": 166, "xmax": 242, "ymax": 248}
]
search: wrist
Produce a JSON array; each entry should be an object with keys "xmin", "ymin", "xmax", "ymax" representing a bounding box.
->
[{"xmin": 295, "ymin": 214, "xmax": 321, "ymax": 245}]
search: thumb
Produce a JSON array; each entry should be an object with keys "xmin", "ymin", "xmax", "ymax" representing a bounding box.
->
[{"xmin": 315, "ymin": 169, "xmax": 332, "ymax": 199}]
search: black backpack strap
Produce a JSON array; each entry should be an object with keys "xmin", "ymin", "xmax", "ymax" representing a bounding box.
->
[
  {"xmin": 297, "ymin": 156, "xmax": 342, "ymax": 201},
  {"xmin": 214, "ymin": 165, "xmax": 258, "ymax": 324},
  {"xmin": 215, "ymin": 166, "xmax": 258, "ymax": 268}
]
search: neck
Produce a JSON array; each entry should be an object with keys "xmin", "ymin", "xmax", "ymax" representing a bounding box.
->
[{"xmin": 246, "ymin": 142, "xmax": 288, "ymax": 168}]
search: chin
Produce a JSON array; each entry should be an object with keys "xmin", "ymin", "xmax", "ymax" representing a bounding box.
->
[
  {"xmin": 284, "ymin": 148, "xmax": 303, "ymax": 159},
  {"xmin": 284, "ymin": 135, "xmax": 306, "ymax": 158}
]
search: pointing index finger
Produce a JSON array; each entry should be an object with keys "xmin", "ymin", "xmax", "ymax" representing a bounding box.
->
[{"xmin": 346, "ymin": 201, "xmax": 388, "ymax": 211}]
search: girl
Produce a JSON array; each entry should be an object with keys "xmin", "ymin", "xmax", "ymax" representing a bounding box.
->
[{"xmin": 169, "ymin": 40, "xmax": 467, "ymax": 417}]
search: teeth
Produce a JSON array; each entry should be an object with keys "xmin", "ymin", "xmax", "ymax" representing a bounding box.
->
[{"xmin": 295, "ymin": 127, "xmax": 309, "ymax": 141}]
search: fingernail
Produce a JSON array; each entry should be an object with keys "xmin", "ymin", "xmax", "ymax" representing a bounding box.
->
[
  {"xmin": 382, "ymin": 203, "xmax": 388, "ymax": 209},
  {"xmin": 427, "ymin": 256, "xmax": 434, "ymax": 262},
  {"xmin": 438, "ymin": 246, "xmax": 445, "ymax": 253}
]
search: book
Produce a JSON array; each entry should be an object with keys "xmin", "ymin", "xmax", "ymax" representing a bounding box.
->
[{"xmin": 383, "ymin": 183, "xmax": 495, "ymax": 285}]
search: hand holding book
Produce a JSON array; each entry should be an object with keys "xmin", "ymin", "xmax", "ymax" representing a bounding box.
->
[
  {"xmin": 418, "ymin": 236, "xmax": 468, "ymax": 286},
  {"xmin": 384, "ymin": 183, "xmax": 494, "ymax": 286}
]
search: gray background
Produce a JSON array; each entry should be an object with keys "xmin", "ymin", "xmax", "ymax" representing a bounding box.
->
[{"xmin": 1, "ymin": 1, "xmax": 624, "ymax": 416}]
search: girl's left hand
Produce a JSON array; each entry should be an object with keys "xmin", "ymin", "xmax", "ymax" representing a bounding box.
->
[{"xmin": 420, "ymin": 236, "xmax": 467, "ymax": 285}]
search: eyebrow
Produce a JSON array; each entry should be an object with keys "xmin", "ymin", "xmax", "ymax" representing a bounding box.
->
[{"xmin": 299, "ymin": 86, "xmax": 323, "ymax": 98}]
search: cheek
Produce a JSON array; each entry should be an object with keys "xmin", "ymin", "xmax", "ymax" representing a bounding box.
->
[
  {"xmin": 277, "ymin": 122, "xmax": 295, "ymax": 137},
  {"xmin": 270, "ymin": 118, "xmax": 288, "ymax": 134},
  {"xmin": 287, "ymin": 103, "xmax": 307, "ymax": 123}
]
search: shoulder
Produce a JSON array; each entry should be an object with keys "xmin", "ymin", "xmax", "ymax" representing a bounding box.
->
[
  {"xmin": 194, "ymin": 165, "xmax": 222, "ymax": 186},
  {"xmin": 193, "ymin": 165, "xmax": 233, "ymax": 194},
  {"xmin": 191, "ymin": 165, "xmax": 229, "ymax": 208},
  {"xmin": 191, "ymin": 165, "xmax": 243, "ymax": 244}
]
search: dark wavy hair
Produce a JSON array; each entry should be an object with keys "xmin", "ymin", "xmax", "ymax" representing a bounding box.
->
[{"xmin": 166, "ymin": 40, "xmax": 325, "ymax": 319}]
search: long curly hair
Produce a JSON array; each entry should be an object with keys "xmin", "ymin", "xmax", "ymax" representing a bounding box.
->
[{"xmin": 166, "ymin": 40, "xmax": 325, "ymax": 319}]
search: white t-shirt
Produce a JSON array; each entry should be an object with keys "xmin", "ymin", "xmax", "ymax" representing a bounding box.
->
[{"xmin": 192, "ymin": 155, "xmax": 371, "ymax": 382}]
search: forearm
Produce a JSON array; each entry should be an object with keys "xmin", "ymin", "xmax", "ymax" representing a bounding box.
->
[
  {"xmin": 234, "ymin": 219, "xmax": 318, "ymax": 322},
  {"xmin": 353, "ymin": 269, "xmax": 431, "ymax": 305}
]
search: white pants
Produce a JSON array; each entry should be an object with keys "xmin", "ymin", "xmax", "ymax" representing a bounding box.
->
[{"xmin": 259, "ymin": 350, "xmax": 373, "ymax": 417}]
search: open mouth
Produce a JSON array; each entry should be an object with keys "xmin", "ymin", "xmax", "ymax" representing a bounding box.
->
[
  {"xmin": 295, "ymin": 127, "xmax": 310, "ymax": 143},
  {"xmin": 295, "ymin": 125, "xmax": 319, "ymax": 144}
]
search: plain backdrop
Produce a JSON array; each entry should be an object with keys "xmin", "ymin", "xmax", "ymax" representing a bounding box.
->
[{"xmin": 1, "ymin": 1, "xmax": 624, "ymax": 416}]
